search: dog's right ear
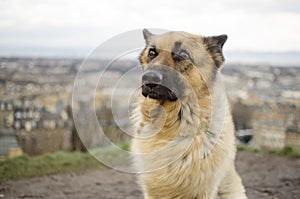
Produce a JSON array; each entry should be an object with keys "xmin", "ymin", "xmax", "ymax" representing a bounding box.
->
[
  {"xmin": 143, "ymin": 29, "xmax": 154, "ymax": 44},
  {"xmin": 202, "ymin": 35, "xmax": 228, "ymax": 68}
]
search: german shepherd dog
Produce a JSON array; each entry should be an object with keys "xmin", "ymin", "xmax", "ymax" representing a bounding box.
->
[{"xmin": 131, "ymin": 29, "xmax": 247, "ymax": 199}]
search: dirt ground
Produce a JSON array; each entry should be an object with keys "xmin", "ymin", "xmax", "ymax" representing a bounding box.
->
[{"xmin": 1, "ymin": 151, "xmax": 300, "ymax": 199}]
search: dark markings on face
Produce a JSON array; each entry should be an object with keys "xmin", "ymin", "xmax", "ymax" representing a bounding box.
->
[
  {"xmin": 172, "ymin": 41, "xmax": 182, "ymax": 54},
  {"xmin": 171, "ymin": 42, "xmax": 195, "ymax": 65}
]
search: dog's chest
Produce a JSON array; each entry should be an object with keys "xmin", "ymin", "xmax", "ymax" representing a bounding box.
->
[{"xmin": 140, "ymin": 142, "xmax": 217, "ymax": 198}]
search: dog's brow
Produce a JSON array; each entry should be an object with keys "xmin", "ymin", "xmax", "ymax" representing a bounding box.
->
[
  {"xmin": 149, "ymin": 44, "xmax": 156, "ymax": 49},
  {"xmin": 172, "ymin": 41, "xmax": 182, "ymax": 53},
  {"xmin": 171, "ymin": 41, "xmax": 195, "ymax": 64}
]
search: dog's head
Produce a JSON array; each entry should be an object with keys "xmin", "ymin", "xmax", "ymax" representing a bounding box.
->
[{"xmin": 139, "ymin": 29, "xmax": 227, "ymax": 101}]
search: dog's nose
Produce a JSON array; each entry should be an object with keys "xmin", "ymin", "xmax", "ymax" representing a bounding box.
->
[{"xmin": 142, "ymin": 70, "xmax": 163, "ymax": 88}]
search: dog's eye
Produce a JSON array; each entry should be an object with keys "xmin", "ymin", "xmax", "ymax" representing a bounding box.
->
[
  {"xmin": 179, "ymin": 51, "xmax": 190, "ymax": 60},
  {"xmin": 173, "ymin": 50, "xmax": 190, "ymax": 62},
  {"xmin": 148, "ymin": 48, "xmax": 157, "ymax": 59}
]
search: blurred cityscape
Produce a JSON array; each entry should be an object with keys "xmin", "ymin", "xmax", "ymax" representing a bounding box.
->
[{"xmin": 0, "ymin": 57, "xmax": 299, "ymax": 159}]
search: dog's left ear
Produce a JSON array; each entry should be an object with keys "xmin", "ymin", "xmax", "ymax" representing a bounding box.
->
[
  {"xmin": 143, "ymin": 29, "xmax": 154, "ymax": 44},
  {"xmin": 202, "ymin": 35, "xmax": 228, "ymax": 68}
]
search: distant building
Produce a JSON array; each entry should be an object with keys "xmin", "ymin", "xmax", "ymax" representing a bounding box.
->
[
  {"xmin": 0, "ymin": 97, "xmax": 74, "ymax": 156},
  {"xmin": 0, "ymin": 128, "xmax": 23, "ymax": 159},
  {"xmin": 249, "ymin": 98, "xmax": 300, "ymax": 150}
]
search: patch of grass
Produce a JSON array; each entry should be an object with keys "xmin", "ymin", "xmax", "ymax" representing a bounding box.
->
[
  {"xmin": 0, "ymin": 150, "xmax": 102, "ymax": 184},
  {"xmin": 237, "ymin": 145, "xmax": 260, "ymax": 153},
  {"xmin": 0, "ymin": 142, "xmax": 132, "ymax": 184},
  {"xmin": 120, "ymin": 142, "xmax": 130, "ymax": 151},
  {"xmin": 89, "ymin": 142, "xmax": 131, "ymax": 166},
  {"xmin": 237, "ymin": 144, "xmax": 300, "ymax": 157},
  {"xmin": 279, "ymin": 145, "xmax": 300, "ymax": 157}
]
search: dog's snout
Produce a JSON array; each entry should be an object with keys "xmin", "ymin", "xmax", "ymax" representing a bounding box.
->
[
  {"xmin": 141, "ymin": 67, "xmax": 180, "ymax": 101},
  {"xmin": 142, "ymin": 70, "xmax": 163, "ymax": 87}
]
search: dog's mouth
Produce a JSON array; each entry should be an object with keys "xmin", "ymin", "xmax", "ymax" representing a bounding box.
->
[
  {"xmin": 141, "ymin": 67, "xmax": 183, "ymax": 101},
  {"xmin": 142, "ymin": 84, "xmax": 178, "ymax": 101}
]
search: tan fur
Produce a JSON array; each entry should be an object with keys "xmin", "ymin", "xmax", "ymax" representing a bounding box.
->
[{"xmin": 131, "ymin": 30, "xmax": 247, "ymax": 199}]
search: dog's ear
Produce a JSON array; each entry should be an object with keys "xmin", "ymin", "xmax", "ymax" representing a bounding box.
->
[
  {"xmin": 202, "ymin": 35, "xmax": 228, "ymax": 68},
  {"xmin": 143, "ymin": 29, "xmax": 154, "ymax": 44}
]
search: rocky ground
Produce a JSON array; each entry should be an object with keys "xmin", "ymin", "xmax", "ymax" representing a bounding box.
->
[{"xmin": 1, "ymin": 151, "xmax": 300, "ymax": 199}]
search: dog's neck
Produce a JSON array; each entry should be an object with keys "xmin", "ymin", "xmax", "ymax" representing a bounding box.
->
[
  {"xmin": 137, "ymin": 72, "xmax": 226, "ymax": 143},
  {"xmin": 134, "ymin": 72, "xmax": 227, "ymax": 159},
  {"xmin": 138, "ymin": 88, "xmax": 211, "ymax": 140}
]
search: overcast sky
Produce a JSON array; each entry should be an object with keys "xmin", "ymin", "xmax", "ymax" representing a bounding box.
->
[{"xmin": 0, "ymin": 0, "xmax": 299, "ymax": 54}]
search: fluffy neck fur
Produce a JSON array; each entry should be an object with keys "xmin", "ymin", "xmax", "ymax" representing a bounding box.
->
[{"xmin": 133, "ymin": 71, "xmax": 227, "ymax": 156}]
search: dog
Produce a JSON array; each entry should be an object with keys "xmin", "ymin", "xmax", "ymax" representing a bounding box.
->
[{"xmin": 131, "ymin": 29, "xmax": 247, "ymax": 199}]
